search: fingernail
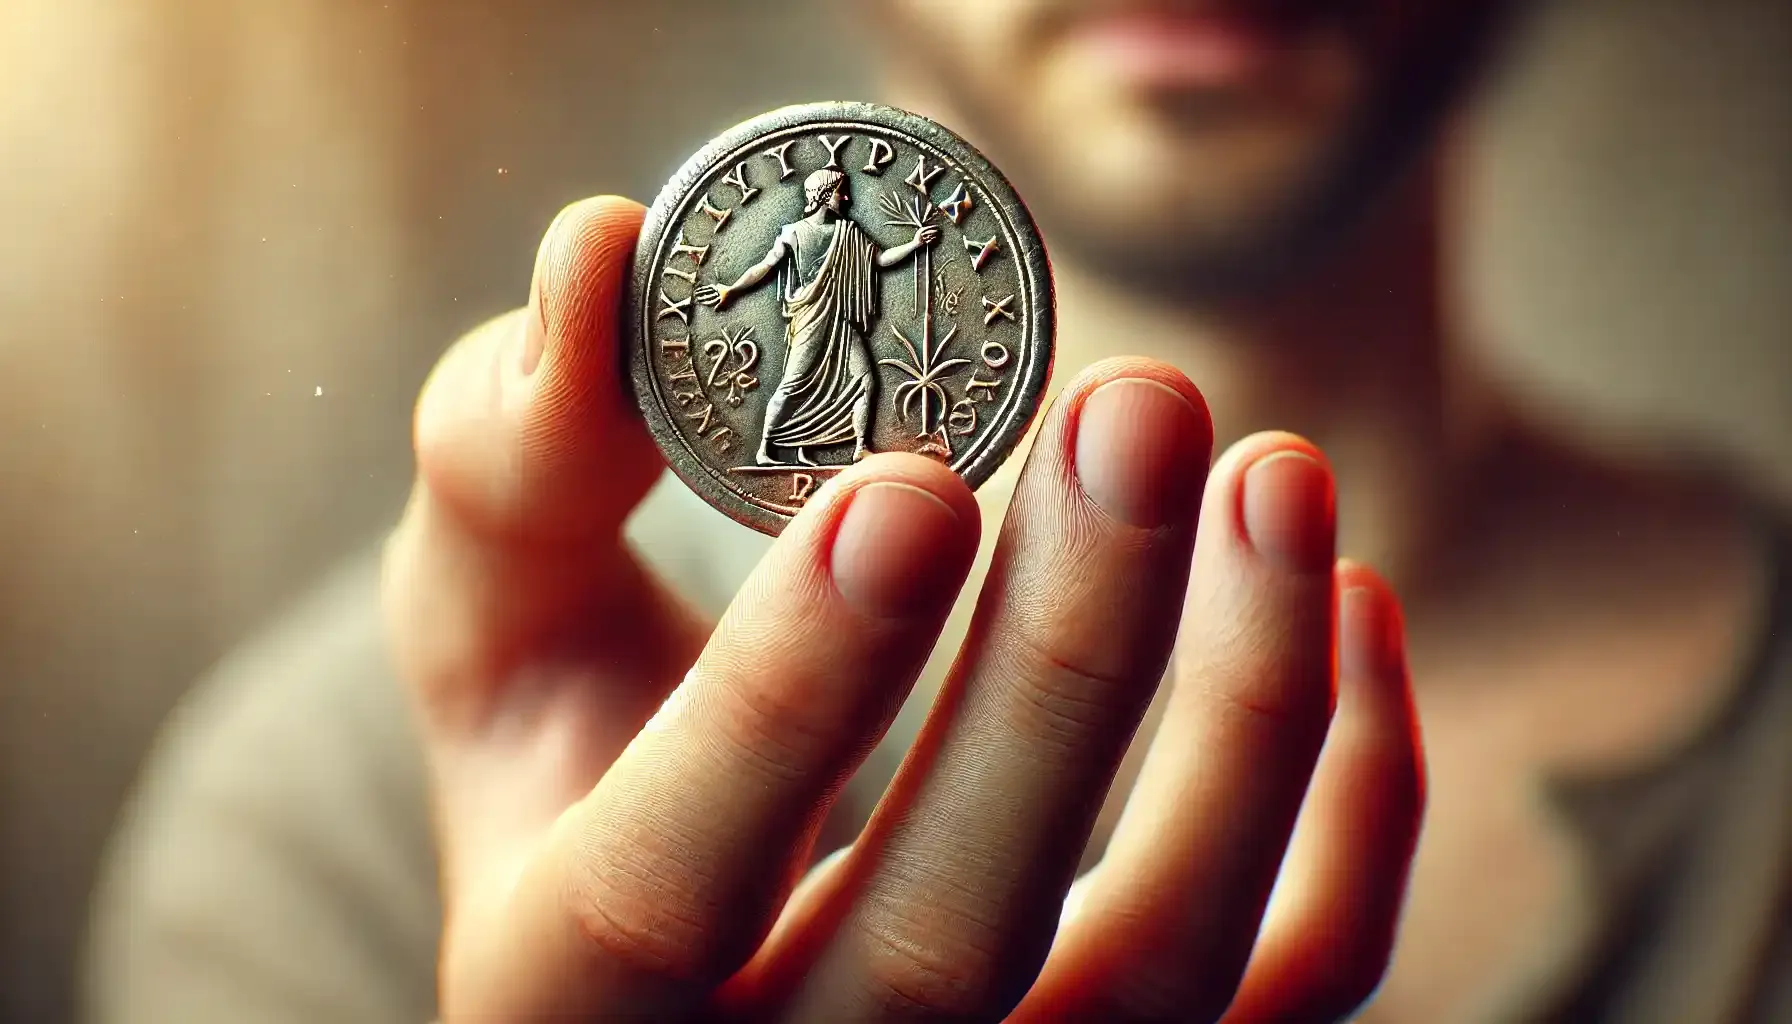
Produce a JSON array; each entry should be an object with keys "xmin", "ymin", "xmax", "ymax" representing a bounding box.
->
[
  {"xmin": 831, "ymin": 482, "xmax": 968, "ymax": 617},
  {"xmin": 1340, "ymin": 581, "xmax": 1406, "ymax": 683},
  {"xmin": 1241, "ymin": 450, "xmax": 1334, "ymax": 573},
  {"xmin": 1074, "ymin": 378, "xmax": 1210, "ymax": 527}
]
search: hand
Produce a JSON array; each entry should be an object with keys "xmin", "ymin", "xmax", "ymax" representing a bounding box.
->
[
  {"xmin": 386, "ymin": 195, "xmax": 1425, "ymax": 1022},
  {"xmin": 915, "ymin": 224, "xmax": 940, "ymax": 247},
  {"xmin": 696, "ymin": 282, "xmax": 731, "ymax": 309}
]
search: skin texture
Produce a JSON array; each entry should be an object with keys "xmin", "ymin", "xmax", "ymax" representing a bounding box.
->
[
  {"xmin": 872, "ymin": 0, "xmax": 1510, "ymax": 298},
  {"xmin": 382, "ymin": 0, "xmax": 1781, "ymax": 1019},
  {"xmin": 376, "ymin": 2, "xmax": 1576, "ymax": 1020},
  {"xmin": 385, "ymin": 197, "xmax": 1424, "ymax": 1021},
  {"xmin": 858, "ymin": 3, "xmax": 1766, "ymax": 1021}
]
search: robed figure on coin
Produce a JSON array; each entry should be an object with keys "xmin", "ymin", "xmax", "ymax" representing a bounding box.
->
[
  {"xmin": 697, "ymin": 168, "xmax": 939, "ymax": 467},
  {"xmin": 631, "ymin": 102, "xmax": 1053, "ymax": 534}
]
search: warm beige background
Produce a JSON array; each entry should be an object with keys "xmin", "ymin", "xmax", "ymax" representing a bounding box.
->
[
  {"xmin": 0, "ymin": 0, "xmax": 1785, "ymax": 1020},
  {"xmin": 1464, "ymin": 0, "xmax": 1792, "ymax": 472}
]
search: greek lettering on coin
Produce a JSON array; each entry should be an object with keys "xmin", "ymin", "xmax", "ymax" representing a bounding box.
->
[{"xmin": 627, "ymin": 102, "xmax": 1054, "ymax": 535}]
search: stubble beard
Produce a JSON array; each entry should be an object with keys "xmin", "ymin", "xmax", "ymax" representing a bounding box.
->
[{"xmin": 890, "ymin": 4, "xmax": 1515, "ymax": 308}]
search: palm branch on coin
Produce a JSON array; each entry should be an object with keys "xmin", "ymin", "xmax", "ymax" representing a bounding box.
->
[
  {"xmin": 881, "ymin": 323, "xmax": 970, "ymax": 439},
  {"xmin": 877, "ymin": 191, "xmax": 967, "ymax": 440}
]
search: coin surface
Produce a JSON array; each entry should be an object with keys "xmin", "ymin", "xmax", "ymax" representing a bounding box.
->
[{"xmin": 627, "ymin": 101, "xmax": 1054, "ymax": 535}]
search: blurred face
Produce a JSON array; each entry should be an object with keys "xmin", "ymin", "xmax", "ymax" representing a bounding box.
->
[{"xmin": 879, "ymin": 0, "xmax": 1509, "ymax": 297}]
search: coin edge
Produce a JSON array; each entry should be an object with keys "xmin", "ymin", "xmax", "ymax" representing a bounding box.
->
[{"xmin": 626, "ymin": 100, "xmax": 1056, "ymax": 536}]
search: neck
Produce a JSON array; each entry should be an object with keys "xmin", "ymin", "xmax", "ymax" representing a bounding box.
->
[{"xmin": 1053, "ymin": 164, "xmax": 1503, "ymax": 588}]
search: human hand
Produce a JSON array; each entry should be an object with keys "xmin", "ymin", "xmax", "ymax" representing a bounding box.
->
[
  {"xmin": 916, "ymin": 224, "xmax": 940, "ymax": 247},
  {"xmin": 384, "ymin": 195, "xmax": 1424, "ymax": 1022},
  {"xmin": 696, "ymin": 282, "xmax": 731, "ymax": 309}
]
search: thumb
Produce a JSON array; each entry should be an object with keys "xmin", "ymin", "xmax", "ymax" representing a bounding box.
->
[
  {"xmin": 386, "ymin": 196, "xmax": 706, "ymax": 888},
  {"xmin": 414, "ymin": 195, "xmax": 662, "ymax": 544},
  {"xmin": 387, "ymin": 196, "xmax": 703, "ymax": 739}
]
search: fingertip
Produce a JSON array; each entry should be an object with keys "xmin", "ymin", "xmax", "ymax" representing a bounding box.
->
[
  {"xmin": 868, "ymin": 451, "xmax": 981, "ymax": 518},
  {"xmin": 1035, "ymin": 358, "xmax": 1215, "ymax": 532},
  {"xmin": 1337, "ymin": 561, "xmax": 1406, "ymax": 686},
  {"xmin": 1215, "ymin": 429, "xmax": 1325, "ymax": 470},
  {"xmin": 1062, "ymin": 356, "xmax": 1216, "ymax": 459},
  {"xmin": 814, "ymin": 452, "xmax": 982, "ymax": 536},
  {"xmin": 1334, "ymin": 556, "xmax": 1380, "ymax": 591},
  {"xmin": 1336, "ymin": 559, "xmax": 1425, "ymax": 803},
  {"xmin": 808, "ymin": 454, "xmax": 982, "ymax": 619},
  {"xmin": 412, "ymin": 195, "xmax": 661, "ymax": 544},
  {"xmin": 525, "ymin": 195, "xmax": 649, "ymax": 379},
  {"xmin": 511, "ymin": 196, "xmax": 662, "ymax": 530},
  {"xmin": 538, "ymin": 194, "xmax": 649, "ymax": 260},
  {"xmin": 1213, "ymin": 433, "xmax": 1335, "ymax": 575}
]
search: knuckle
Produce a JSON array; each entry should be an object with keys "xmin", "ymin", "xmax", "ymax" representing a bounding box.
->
[
  {"xmin": 1196, "ymin": 675, "xmax": 1318, "ymax": 732},
  {"xmin": 563, "ymin": 850, "xmax": 721, "ymax": 984},
  {"xmin": 702, "ymin": 671, "xmax": 833, "ymax": 785},
  {"xmin": 1179, "ymin": 635, "xmax": 1334, "ymax": 736},
  {"xmin": 848, "ymin": 895, "xmax": 1014, "ymax": 1019},
  {"xmin": 997, "ymin": 628, "xmax": 1147, "ymax": 752}
]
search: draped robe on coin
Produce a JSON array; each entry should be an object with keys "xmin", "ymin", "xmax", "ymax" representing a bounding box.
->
[{"xmin": 765, "ymin": 217, "xmax": 880, "ymax": 450}]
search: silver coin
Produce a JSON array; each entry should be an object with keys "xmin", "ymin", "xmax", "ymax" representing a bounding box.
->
[{"xmin": 627, "ymin": 101, "xmax": 1055, "ymax": 535}]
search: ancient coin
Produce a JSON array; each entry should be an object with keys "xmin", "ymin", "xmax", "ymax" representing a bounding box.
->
[{"xmin": 627, "ymin": 101, "xmax": 1054, "ymax": 535}]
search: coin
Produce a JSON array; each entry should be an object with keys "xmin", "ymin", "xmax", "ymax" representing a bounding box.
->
[{"xmin": 627, "ymin": 101, "xmax": 1055, "ymax": 536}]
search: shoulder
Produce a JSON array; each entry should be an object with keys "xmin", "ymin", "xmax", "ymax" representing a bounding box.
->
[
  {"xmin": 85, "ymin": 549, "xmax": 440, "ymax": 1024},
  {"xmin": 1548, "ymin": 497, "xmax": 1792, "ymax": 1021}
]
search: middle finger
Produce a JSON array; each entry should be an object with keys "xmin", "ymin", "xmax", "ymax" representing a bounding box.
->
[{"xmin": 787, "ymin": 358, "xmax": 1214, "ymax": 1021}]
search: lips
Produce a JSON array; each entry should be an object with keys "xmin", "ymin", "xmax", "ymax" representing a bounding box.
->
[{"xmin": 1061, "ymin": 1, "xmax": 1330, "ymax": 90}]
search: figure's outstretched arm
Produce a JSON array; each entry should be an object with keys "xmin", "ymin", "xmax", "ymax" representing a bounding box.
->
[
  {"xmin": 878, "ymin": 223, "xmax": 941, "ymax": 268},
  {"xmin": 697, "ymin": 231, "xmax": 790, "ymax": 309}
]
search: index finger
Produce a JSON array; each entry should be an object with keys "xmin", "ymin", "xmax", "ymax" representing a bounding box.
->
[{"xmin": 448, "ymin": 455, "xmax": 982, "ymax": 1021}]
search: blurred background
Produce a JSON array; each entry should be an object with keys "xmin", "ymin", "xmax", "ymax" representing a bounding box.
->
[{"xmin": 0, "ymin": 0, "xmax": 1786, "ymax": 1020}]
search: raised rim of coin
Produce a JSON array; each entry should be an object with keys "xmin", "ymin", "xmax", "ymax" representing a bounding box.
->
[{"xmin": 626, "ymin": 100, "xmax": 1055, "ymax": 535}]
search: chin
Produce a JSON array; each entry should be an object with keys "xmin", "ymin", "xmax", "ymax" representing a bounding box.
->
[
  {"xmin": 878, "ymin": 0, "xmax": 1509, "ymax": 299},
  {"xmin": 1014, "ymin": 113, "xmax": 1359, "ymax": 297}
]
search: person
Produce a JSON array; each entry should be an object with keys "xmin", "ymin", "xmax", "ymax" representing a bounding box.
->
[
  {"xmin": 697, "ymin": 168, "xmax": 941, "ymax": 466},
  {"xmin": 85, "ymin": 1, "xmax": 1792, "ymax": 1022}
]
